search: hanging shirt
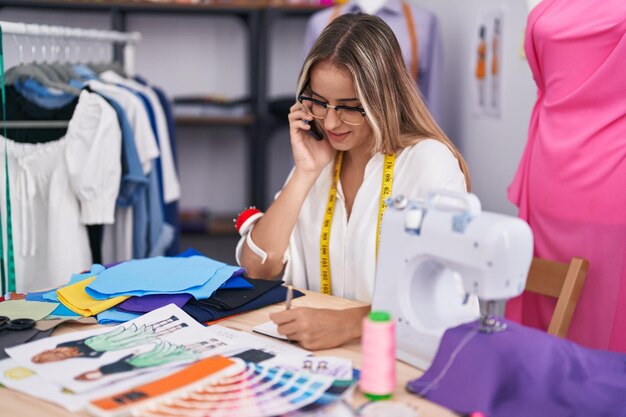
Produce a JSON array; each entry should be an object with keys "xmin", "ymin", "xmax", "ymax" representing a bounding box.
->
[
  {"xmin": 88, "ymin": 82, "xmax": 146, "ymax": 262},
  {"xmin": 237, "ymin": 139, "xmax": 466, "ymax": 303},
  {"xmin": 88, "ymin": 80, "xmax": 163, "ymax": 262},
  {"xmin": 303, "ymin": 0, "xmax": 443, "ymax": 122},
  {"xmin": 151, "ymin": 84, "xmax": 181, "ymax": 256},
  {"xmin": 100, "ymin": 71, "xmax": 181, "ymax": 204},
  {"xmin": 87, "ymin": 80, "xmax": 159, "ymax": 174},
  {"xmin": 0, "ymin": 91, "xmax": 122, "ymax": 292},
  {"xmin": 12, "ymin": 81, "xmax": 134, "ymax": 265},
  {"xmin": 3, "ymin": 83, "xmax": 77, "ymax": 143},
  {"xmin": 92, "ymin": 92, "xmax": 148, "ymax": 208},
  {"xmin": 13, "ymin": 78, "xmax": 76, "ymax": 109}
]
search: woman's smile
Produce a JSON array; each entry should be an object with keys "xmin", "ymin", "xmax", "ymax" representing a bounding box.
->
[{"xmin": 327, "ymin": 130, "xmax": 351, "ymax": 142}]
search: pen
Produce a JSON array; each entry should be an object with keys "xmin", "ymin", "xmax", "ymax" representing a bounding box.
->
[{"xmin": 285, "ymin": 285, "xmax": 293, "ymax": 310}]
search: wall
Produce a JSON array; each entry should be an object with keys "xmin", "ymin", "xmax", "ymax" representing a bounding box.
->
[
  {"xmin": 0, "ymin": 1, "xmax": 537, "ymax": 216},
  {"xmin": 127, "ymin": 14, "xmax": 249, "ymax": 214},
  {"xmin": 411, "ymin": 0, "xmax": 535, "ymax": 215},
  {"xmin": 262, "ymin": 0, "xmax": 538, "ymax": 215},
  {"xmin": 263, "ymin": 0, "xmax": 538, "ymax": 215}
]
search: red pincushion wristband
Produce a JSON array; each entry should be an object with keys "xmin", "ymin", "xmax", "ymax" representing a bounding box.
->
[{"xmin": 234, "ymin": 207, "xmax": 264, "ymax": 237}]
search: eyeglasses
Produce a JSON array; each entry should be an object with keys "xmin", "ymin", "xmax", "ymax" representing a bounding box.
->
[{"xmin": 298, "ymin": 95, "xmax": 366, "ymax": 126}]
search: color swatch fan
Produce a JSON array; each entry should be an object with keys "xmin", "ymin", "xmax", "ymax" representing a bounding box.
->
[
  {"xmin": 88, "ymin": 355, "xmax": 353, "ymax": 417},
  {"xmin": 134, "ymin": 361, "xmax": 337, "ymax": 417}
]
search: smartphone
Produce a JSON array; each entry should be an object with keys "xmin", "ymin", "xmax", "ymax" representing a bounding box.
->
[{"xmin": 303, "ymin": 119, "xmax": 323, "ymax": 141}]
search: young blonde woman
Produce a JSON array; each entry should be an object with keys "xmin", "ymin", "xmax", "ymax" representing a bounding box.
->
[{"xmin": 237, "ymin": 13, "xmax": 470, "ymax": 350}]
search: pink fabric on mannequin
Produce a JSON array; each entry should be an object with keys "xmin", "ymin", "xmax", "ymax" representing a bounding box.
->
[{"xmin": 507, "ymin": 0, "xmax": 626, "ymax": 351}]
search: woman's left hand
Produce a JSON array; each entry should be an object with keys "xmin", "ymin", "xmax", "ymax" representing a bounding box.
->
[{"xmin": 269, "ymin": 306, "xmax": 369, "ymax": 350}]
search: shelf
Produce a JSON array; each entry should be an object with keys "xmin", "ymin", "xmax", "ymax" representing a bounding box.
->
[
  {"xmin": 266, "ymin": 3, "xmax": 328, "ymax": 16},
  {"xmin": 0, "ymin": 0, "xmax": 328, "ymax": 14},
  {"xmin": 182, "ymin": 227, "xmax": 238, "ymax": 237},
  {"xmin": 179, "ymin": 231, "xmax": 238, "ymax": 265},
  {"xmin": 0, "ymin": 0, "xmax": 262, "ymax": 14},
  {"xmin": 175, "ymin": 115, "xmax": 255, "ymax": 127},
  {"xmin": 1, "ymin": 0, "xmax": 327, "ymax": 209},
  {"xmin": 180, "ymin": 210, "xmax": 239, "ymax": 236}
]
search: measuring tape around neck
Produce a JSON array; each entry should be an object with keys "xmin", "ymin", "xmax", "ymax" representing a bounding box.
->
[
  {"xmin": 327, "ymin": 1, "xmax": 419, "ymax": 83},
  {"xmin": 319, "ymin": 152, "xmax": 395, "ymax": 295}
]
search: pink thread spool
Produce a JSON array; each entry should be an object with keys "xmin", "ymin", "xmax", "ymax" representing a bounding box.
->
[{"xmin": 360, "ymin": 310, "xmax": 395, "ymax": 400}]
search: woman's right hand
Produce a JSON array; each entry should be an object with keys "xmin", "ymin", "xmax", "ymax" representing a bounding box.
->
[{"xmin": 288, "ymin": 103, "xmax": 335, "ymax": 179}]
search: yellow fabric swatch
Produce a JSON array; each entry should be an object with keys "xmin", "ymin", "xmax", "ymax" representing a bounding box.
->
[{"xmin": 57, "ymin": 276, "xmax": 129, "ymax": 317}]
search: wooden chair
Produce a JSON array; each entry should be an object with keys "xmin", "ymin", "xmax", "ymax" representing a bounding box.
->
[{"xmin": 524, "ymin": 256, "xmax": 589, "ymax": 338}]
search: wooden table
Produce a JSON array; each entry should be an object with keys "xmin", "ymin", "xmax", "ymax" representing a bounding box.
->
[{"xmin": 0, "ymin": 290, "xmax": 458, "ymax": 417}]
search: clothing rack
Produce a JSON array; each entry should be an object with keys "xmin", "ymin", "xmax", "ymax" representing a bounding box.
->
[
  {"xmin": 0, "ymin": 20, "xmax": 142, "ymax": 75},
  {"xmin": 0, "ymin": 20, "xmax": 142, "ymax": 129}
]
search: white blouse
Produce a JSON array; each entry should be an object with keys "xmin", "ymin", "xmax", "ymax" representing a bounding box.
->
[
  {"xmin": 239, "ymin": 139, "xmax": 467, "ymax": 303},
  {"xmin": 0, "ymin": 91, "xmax": 121, "ymax": 292}
]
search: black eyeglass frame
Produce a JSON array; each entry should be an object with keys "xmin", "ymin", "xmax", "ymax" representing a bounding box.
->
[{"xmin": 297, "ymin": 95, "xmax": 367, "ymax": 126}]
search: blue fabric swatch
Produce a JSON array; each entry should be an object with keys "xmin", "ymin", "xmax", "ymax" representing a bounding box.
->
[
  {"xmin": 219, "ymin": 275, "xmax": 252, "ymax": 290},
  {"xmin": 86, "ymin": 256, "xmax": 244, "ymax": 299},
  {"xmin": 175, "ymin": 248, "xmax": 251, "ymax": 289},
  {"xmin": 50, "ymin": 303, "xmax": 81, "ymax": 317},
  {"xmin": 40, "ymin": 264, "xmax": 106, "ymax": 302},
  {"xmin": 97, "ymin": 308, "xmax": 142, "ymax": 324},
  {"xmin": 25, "ymin": 291, "xmax": 54, "ymax": 302}
]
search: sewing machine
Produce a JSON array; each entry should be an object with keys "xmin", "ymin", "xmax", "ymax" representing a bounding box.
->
[{"xmin": 371, "ymin": 190, "xmax": 533, "ymax": 370}]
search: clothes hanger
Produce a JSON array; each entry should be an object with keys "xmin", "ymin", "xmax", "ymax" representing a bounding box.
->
[
  {"xmin": 44, "ymin": 34, "xmax": 82, "ymax": 93},
  {"xmin": 34, "ymin": 35, "xmax": 67, "ymax": 83},
  {"xmin": 88, "ymin": 39, "xmax": 127, "ymax": 78},
  {"xmin": 355, "ymin": 0, "xmax": 389, "ymax": 15},
  {"xmin": 0, "ymin": 29, "xmax": 72, "ymax": 130},
  {"xmin": 4, "ymin": 25, "xmax": 80, "ymax": 95},
  {"xmin": 46, "ymin": 32, "xmax": 76, "ymax": 83}
]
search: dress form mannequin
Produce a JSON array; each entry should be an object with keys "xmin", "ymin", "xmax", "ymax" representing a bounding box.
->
[
  {"xmin": 508, "ymin": 0, "xmax": 626, "ymax": 351},
  {"xmin": 526, "ymin": 0, "xmax": 542, "ymax": 13},
  {"xmin": 355, "ymin": 0, "xmax": 388, "ymax": 15}
]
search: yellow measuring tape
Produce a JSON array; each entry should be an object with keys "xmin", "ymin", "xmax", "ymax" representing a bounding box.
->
[{"xmin": 319, "ymin": 152, "xmax": 395, "ymax": 295}]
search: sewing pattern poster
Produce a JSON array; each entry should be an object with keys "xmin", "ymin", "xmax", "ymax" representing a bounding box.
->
[
  {"xmin": 5, "ymin": 305, "xmax": 235, "ymax": 393},
  {"xmin": 5, "ymin": 304, "xmax": 311, "ymax": 410},
  {"xmin": 0, "ymin": 357, "xmax": 174, "ymax": 412},
  {"xmin": 473, "ymin": 7, "xmax": 504, "ymax": 118}
]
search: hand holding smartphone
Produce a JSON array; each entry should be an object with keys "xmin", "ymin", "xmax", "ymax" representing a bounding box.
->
[{"xmin": 303, "ymin": 119, "xmax": 323, "ymax": 141}]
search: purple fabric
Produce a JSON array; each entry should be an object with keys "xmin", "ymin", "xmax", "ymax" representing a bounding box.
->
[
  {"xmin": 116, "ymin": 293, "xmax": 193, "ymax": 313},
  {"xmin": 407, "ymin": 320, "xmax": 626, "ymax": 417},
  {"xmin": 115, "ymin": 275, "xmax": 252, "ymax": 313}
]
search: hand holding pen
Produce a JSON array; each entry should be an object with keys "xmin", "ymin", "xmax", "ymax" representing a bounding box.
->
[{"xmin": 270, "ymin": 285, "xmax": 365, "ymax": 350}]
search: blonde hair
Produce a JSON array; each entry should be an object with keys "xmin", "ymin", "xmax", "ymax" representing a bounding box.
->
[{"xmin": 296, "ymin": 13, "xmax": 471, "ymax": 190}]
